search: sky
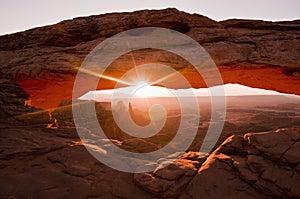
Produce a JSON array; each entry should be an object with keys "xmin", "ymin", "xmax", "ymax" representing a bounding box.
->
[{"xmin": 0, "ymin": 0, "xmax": 300, "ymax": 36}]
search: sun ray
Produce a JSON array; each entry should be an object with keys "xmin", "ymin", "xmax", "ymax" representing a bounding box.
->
[
  {"xmin": 126, "ymin": 41, "xmax": 143, "ymax": 82},
  {"xmin": 149, "ymin": 68, "xmax": 186, "ymax": 86},
  {"xmin": 76, "ymin": 67, "xmax": 133, "ymax": 86},
  {"xmin": 15, "ymin": 100, "xmax": 92, "ymax": 120}
]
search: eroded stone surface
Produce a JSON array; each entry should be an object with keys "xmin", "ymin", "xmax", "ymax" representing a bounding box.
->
[
  {"xmin": 1, "ymin": 95, "xmax": 299, "ymax": 199},
  {"xmin": 182, "ymin": 128, "xmax": 300, "ymax": 199}
]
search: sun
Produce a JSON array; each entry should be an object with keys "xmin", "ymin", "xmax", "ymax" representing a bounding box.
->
[
  {"xmin": 132, "ymin": 81, "xmax": 173, "ymax": 98},
  {"xmin": 134, "ymin": 81, "xmax": 149, "ymax": 88}
]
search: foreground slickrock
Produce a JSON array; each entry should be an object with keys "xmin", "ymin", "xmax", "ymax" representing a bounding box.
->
[
  {"xmin": 1, "ymin": 124, "xmax": 299, "ymax": 198},
  {"xmin": 180, "ymin": 128, "xmax": 300, "ymax": 199}
]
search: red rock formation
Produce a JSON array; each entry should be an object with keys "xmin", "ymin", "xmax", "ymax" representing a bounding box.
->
[{"xmin": 0, "ymin": 8, "xmax": 298, "ymax": 109}]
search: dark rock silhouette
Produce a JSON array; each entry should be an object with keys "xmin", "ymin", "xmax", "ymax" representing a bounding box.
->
[{"xmin": 0, "ymin": 78, "xmax": 49, "ymax": 126}]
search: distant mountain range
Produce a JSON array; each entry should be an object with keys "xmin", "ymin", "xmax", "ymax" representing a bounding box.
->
[{"xmin": 78, "ymin": 83, "xmax": 300, "ymax": 102}]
